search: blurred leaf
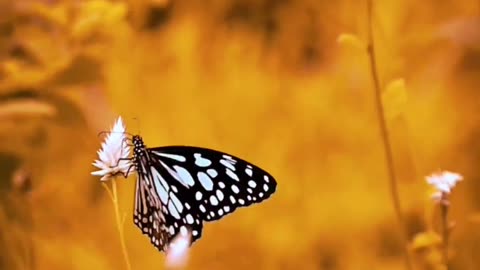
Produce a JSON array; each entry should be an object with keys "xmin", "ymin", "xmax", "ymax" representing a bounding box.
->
[
  {"xmin": 382, "ymin": 78, "xmax": 408, "ymax": 120},
  {"xmin": 337, "ymin": 33, "xmax": 366, "ymax": 50},
  {"xmin": 28, "ymin": 3, "xmax": 68, "ymax": 27},
  {"xmin": 2, "ymin": 60, "xmax": 21, "ymax": 77},
  {"xmin": 71, "ymin": 0, "xmax": 127, "ymax": 41},
  {"xmin": 0, "ymin": 98, "xmax": 56, "ymax": 118},
  {"xmin": 411, "ymin": 231, "xmax": 442, "ymax": 250}
]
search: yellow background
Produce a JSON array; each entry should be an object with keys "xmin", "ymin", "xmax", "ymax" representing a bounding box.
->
[{"xmin": 0, "ymin": 0, "xmax": 479, "ymax": 269}]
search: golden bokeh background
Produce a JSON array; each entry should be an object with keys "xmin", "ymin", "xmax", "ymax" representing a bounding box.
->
[{"xmin": 1, "ymin": 0, "xmax": 480, "ymax": 269}]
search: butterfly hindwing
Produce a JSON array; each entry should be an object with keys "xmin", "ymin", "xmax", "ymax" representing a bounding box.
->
[
  {"xmin": 134, "ymin": 154, "xmax": 204, "ymax": 252},
  {"xmin": 133, "ymin": 170, "xmax": 170, "ymax": 251},
  {"xmin": 147, "ymin": 158, "xmax": 204, "ymax": 243},
  {"xmin": 148, "ymin": 146, "xmax": 277, "ymax": 222}
]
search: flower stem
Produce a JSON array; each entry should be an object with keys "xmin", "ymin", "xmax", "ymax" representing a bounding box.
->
[
  {"xmin": 103, "ymin": 182, "xmax": 132, "ymax": 270},
  {"xmin": 440, "ymin": 201, "xmax": 450, "ymax": 270},
  {"xmin": 365, "ymin": 1, "xmax": 413, "ymax": 269}
]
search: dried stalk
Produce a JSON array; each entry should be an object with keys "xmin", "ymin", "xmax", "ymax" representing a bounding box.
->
[
  {"xmin": 365, "ymin": 1, "xmax": 413, "ymax": 269},
  {"xmin": 102, "ymin": 181, "xmax": 132, "ymax": 270}
]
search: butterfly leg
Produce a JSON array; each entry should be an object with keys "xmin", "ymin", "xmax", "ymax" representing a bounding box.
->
[
  {"xmin": 113, "ymin": 137, "xmax": 133, "ymax": 168},
  {"xmin": 121, "ymin": 163, "xmax": 136, "ymax": 178}
]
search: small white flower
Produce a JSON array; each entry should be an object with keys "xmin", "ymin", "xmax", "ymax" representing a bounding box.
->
[
  {"xmin": 91, "ymin": 116, "xmax": 133, "ymax": 181},
  {"xmin": 165, "ymin": 230, "xmax": 191, "ymax": 269},
  {"xmin": 426, "ymin": 170, "xmax": 463, "ymax": 202}
]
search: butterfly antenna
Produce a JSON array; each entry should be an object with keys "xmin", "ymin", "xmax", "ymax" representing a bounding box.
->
[
  {"xmin": 98, "ymin": 130, "xmax": 110, "ymax": 138},
  {"xmin": 133, "ymin": 116, "xmax": 141, "ymax": 135},
  {"xmin": 98, "ymin": 130, "xmax": 134, "ymax": 138}
]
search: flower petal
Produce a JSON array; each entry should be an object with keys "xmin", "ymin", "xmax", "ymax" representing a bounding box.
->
[{"xmin": 91, "ymin": 116, "xmax": 132, "ymax": 181}]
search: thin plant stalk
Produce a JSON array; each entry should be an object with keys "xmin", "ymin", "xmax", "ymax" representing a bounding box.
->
[
  {"xmin": 365, "ymin": 1, "xmax": 413, "ymax": 269},
  {"xmin": 26, "ymin": 196, "xmax": 34, "ymax": 270},
  {"xmin": 103, "ymin": 181, "xmax": 132, "ymax": 270},
  {"xmin": 440, "ymin": 201, "xmax": 450, "ymax": 270}
]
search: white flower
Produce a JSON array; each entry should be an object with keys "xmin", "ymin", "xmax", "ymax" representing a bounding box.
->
[
  {"xmin": 91, "ymin": 116, "xmax": 133, "ymax": 181},
  {"xmin": 426, "ymin": 170, "xmax": 463, "ymax": 202},
  {"xmin": 165, "ymin": 230, "xmax": 191, "ymax": 269}
]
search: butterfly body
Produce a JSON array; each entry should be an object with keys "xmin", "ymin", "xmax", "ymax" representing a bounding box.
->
[{"xmin": 131, "ymin": 135, "xmax": 277, "ymax": 252}]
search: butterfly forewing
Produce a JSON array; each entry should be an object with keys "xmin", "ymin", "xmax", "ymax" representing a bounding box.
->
[{"xmin": 148, "ymin": 146, "xmax": 277, "ymax": 222}]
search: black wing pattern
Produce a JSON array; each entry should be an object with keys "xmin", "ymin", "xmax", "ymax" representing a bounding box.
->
[
  {"xmin": 133, "ymin": 172, "xmax": 170, "ymax": 251},
  {"xmin": 148, "ymin": 146, "xmax": 277, "ymax": 222},
  {"xmin": 132, "ymin": 135, "xmax": 276, "ymax": 252},
  {"xmin": 133, "ymin": 151, "xmax": 204, "ymax": 251}
]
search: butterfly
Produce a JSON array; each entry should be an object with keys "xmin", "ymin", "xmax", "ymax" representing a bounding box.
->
[{"xmin": 127, "ymin": 135, "xmax": 277, "ymax": 252}]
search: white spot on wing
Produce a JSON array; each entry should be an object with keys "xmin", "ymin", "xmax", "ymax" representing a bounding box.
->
[
  {"xmin": 153, "ymin": 152, "xmax": 186, "ymax": 162},
  {"xmin": 231, "ymin": 184, "xmax": 240, "ymax": 194},
  {"xmin": 199, "ymin": 205, "xmax": 206, "ymax": 212},
  {"xmin": 210, "ymin": 195, "xmax": 219, "ymax": 206},
  {"xmin": 186, "ymin": 214, "xmax": 194, "ymax": 224},
  {"xmin": 195, "ymin": 191, "xmax": 203, "ymax": 200},
  {"xmin": 248, "ymin": 180, "xmax": 256, "ymax": 188},
  {"xmin": 226, "ymin": 169, "xmax": 239, "ymax": 181},
  {"xmin": 207, "ymin": 169, "xmax": 218, "ymax": 178},
  {"xmin": 198, "ymin": 172, "xmax": 213, "ymax": 191},
  {"xmin": 170, "ymin": 192, "xmax": 184, "ymax": 213},
  {"xmin": 245, "ymin": 167, "xmax": 253, "ymax": 177},
  {"xmin": 263, "ymin": 183, "xmax": 269, "ymax": 191},
  {"xmin": 168, "ymin": 201, "xmax": 181, "ymax": 219},
  {"xmin": 230, "ymin": 195, "xmax": 236, "ymax": 204},
  {"xmin": 220, "ymin": 159, "xmax": 236, "ymax": 171},
  {"xmin": 219, "ymin": 182, "xmax": 225, "ymax": 188},
  {"xmin": 222, "ymin": 155, "xmax": 236, "ymax": 163},
  {"xmin": 151, "ymin": 167, "xmax": 169, "ymax": 204},
  {"xmin": 173, "ymin": 165, "xmax": 195, "ymax": 186},
  {"xmin": 194, "ymin": 153, "xmax": 212, "ymax": 167},
  {"xmin": 216, "ymin": 190, "xmax": 224, "ymax": 201}
]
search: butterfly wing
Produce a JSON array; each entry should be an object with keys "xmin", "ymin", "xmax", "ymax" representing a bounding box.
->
[
  {"xmin": 148, "ymin": 146, "xmax": 277, "ymax": 222},
  {"xmin": 134, "ymin": 158, "xmax": 204, "ymax": 251},
  {"xmin": 133, "ymin": 171, "xmax": 169, "ymax": 251}
]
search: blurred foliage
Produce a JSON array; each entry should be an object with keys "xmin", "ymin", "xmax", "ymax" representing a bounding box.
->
[{"xmin": 1, "ymin": 0, "xmax": 480, "ymax": 269}]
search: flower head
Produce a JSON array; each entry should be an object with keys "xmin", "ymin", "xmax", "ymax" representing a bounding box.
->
[
  {"xmin": 165, "ymin": 229, "xmax": 191, "ymax": 269},
  {"xmin": 425, "ymin": 170, "xmax": 463, "ymax": 202},
  {"xmin": 91, "ymin": 116, "xmax": 132, "ymax": 181}
]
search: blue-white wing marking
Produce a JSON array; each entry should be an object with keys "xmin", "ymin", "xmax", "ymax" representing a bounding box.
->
[
  {"xmin": 132, "ymin": 136, "xmax": 277, "ymax": 252},
  {"xmin": 133, "ymin": 168, "xmax": 169, "ymax": 251},
  {"xmin": 134, "ymin": 154, "xmax": 204, "ymax": 252},
  {"xmin": 148, "ymin": 146, "xmax": 277, "ymax": 222}
]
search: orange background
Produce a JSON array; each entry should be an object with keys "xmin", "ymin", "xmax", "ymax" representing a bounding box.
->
[{"xmin": 1, "ymin": 0, "xmax": 479, "ymax": 269}]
